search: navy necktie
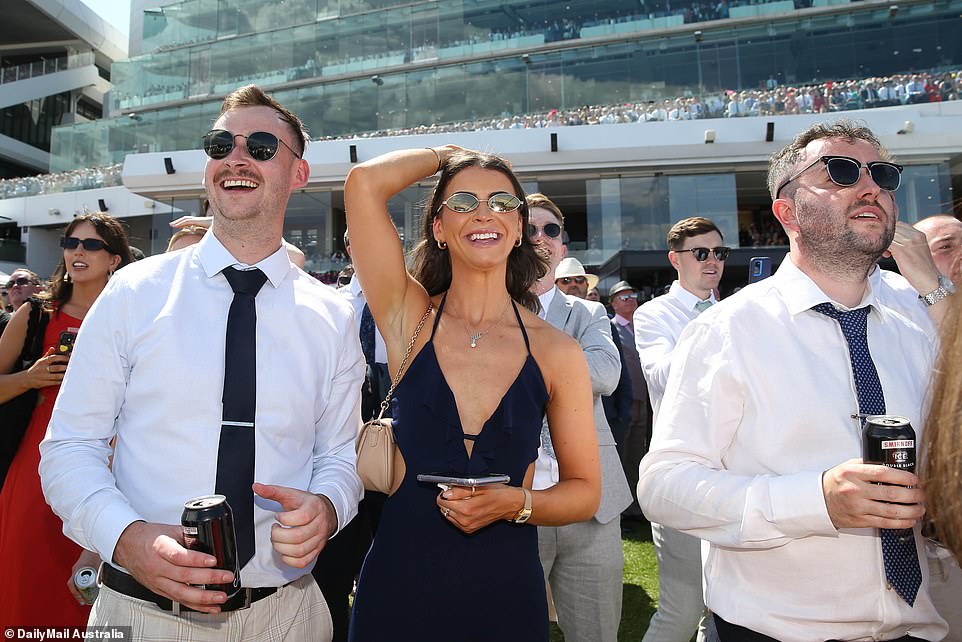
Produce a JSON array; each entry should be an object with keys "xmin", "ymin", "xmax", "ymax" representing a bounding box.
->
[
  {"xmin": 813, "ymin": 302, "xmax": 921, "ymax": 606},
  {"xmin": 360, "ymin": 303, "xmax": 376, "ymax": 366},
  {"xmin": 216, "ymin": 266, "xmax": 267, "ymax": 570}
]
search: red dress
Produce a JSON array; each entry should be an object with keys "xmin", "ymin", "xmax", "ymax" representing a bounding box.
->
[{"xmin": 0, "ymin": 310, "xmax": 90, "ymax": 629}]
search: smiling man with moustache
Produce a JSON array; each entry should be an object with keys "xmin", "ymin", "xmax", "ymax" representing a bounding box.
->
[
  {"xmin": 41, "ymin": 85, "xmax": 363, "ymax": 641},
  {"xmin": 638, "ymin": 121, "xmax": 947, "ymax": 642}
]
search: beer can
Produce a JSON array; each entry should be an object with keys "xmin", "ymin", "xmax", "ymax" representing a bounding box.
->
[
  {"xmin": 862, "ymin": 415, "xmax": 916, "ymax": 473},
  {"xmin": 74, "ymin": 565, "xmax": 99, "ymax": 604},
  {"xmin": 181, "ymin": 494, "xmax": 241, "ymax": 596}
]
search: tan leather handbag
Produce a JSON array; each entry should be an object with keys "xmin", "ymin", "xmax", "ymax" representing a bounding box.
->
[{"xmin": 355, "ymin": 303, "xmax": 433, "ymax": 493}]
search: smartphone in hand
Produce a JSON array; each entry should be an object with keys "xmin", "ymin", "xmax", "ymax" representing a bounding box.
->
[
  {"xmin": 57, "ymin": 330, "xmax": 78, "ymax": 357},
  {"xmin": 417, "ymin": 473, "xmax": 511, "ymax": 490}
]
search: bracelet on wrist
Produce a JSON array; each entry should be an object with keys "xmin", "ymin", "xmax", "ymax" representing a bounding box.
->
[{"xmin": 425, "ymin": 147, "xmax": 441, "ymax": 174}]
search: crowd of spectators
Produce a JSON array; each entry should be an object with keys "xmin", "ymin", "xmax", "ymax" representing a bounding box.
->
[
  {"xmin": 3, "ymin": 70, "xmax": 958, "ymax": 203},
  {"xmin": 0, "ymin": 165, "xmax": 122, "ymax": 201},
  {"xmin": 327, "ymin": 69, "xmax": 959, "ymax": 140},
  {"xmin": 116, "ymin": 0, "xmax": 819, "ymax": 112}
]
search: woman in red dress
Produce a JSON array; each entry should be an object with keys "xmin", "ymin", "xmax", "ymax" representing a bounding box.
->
[{"xmin": 0, "ymin": 213, "xmax": 133, "ymax": 629}]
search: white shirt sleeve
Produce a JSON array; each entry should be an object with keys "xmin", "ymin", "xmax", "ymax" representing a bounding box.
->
[
  {"xmin": 40, "ymin": 277, "xmax": 143, "ymax": 564},
  {"xmin": 637, "ymin": 320, "xmax": 837, "ymax": 549},
  {"xmin": 308, "ymin": 318, "xmax": 365, "ymax": 534},
  {"xmin": 634, "ymin": 307, "xmax": 678, "ymax": 403}
]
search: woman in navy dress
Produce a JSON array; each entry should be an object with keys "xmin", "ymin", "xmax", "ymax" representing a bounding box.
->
[{"xmin": 344, "ymin": 146, "xmax": 602, "ymax": 641}]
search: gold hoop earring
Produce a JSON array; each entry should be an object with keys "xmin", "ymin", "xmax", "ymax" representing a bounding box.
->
[
  {"xmin": 514, "ymin": 237, "xmax": 522, "ymax": 247},
  {"xmin": 437, "ymin": 240, "xmax": 448, "ymax": 250}
]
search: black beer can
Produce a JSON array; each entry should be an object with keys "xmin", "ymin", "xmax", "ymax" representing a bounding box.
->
[
  {"xmin": 862, "ymin": 415, "xmax": 916, "ymax": 473},
  {"xmin": 181, "ymin": 494, "xmax": 242, "ymax": 596}
]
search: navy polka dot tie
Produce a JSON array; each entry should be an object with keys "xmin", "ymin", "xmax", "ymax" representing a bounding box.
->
[{"xmin": 813, "ymin": 303, "xmax": 921, "ymax": 606}]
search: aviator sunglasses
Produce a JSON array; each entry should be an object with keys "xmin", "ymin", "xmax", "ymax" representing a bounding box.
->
[
  {"xmin": 202, "ymin": 129, "xmax": 301, "ymax": 162},
  {"xmin": 60, "ymin": 237, "xmax": 109, "ymax": 252},
  {"xmin": 437, "ymin": 191, "xmax": 523, "ymax": 215},
  {"xmin": 527, "ymin": 222, "xmax": 563, "ymax": 239},
  {"xmin": 682, "ymin": 246, "xmax": 730, "ymax": 262},
  {"xmin": 775, "ymin": 155, "xmax": 903, "ymax": 199}
]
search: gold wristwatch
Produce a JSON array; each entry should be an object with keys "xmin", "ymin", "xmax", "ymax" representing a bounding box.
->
[{"xmin": 511, "ymin": 487, "xmax": 532, "ymax": 524}]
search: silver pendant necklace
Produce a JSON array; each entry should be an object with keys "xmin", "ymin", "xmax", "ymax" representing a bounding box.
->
[{"xmin": 450, "ymin": 296, "xmax": 512, "ymax": 348}]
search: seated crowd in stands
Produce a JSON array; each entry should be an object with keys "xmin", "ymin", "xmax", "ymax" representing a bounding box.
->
[{"xmin": 3, "ymin": 70, "xmax": 956, "ymax": 203}]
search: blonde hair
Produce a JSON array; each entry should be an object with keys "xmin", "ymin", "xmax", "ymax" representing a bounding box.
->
[
  {"xmin": 166, "ymin": 225, "xmax": 208, "ymax": 252},
  {"xmin": 923, "ymin": 300, "xmax": 962, "ymax": 560}
]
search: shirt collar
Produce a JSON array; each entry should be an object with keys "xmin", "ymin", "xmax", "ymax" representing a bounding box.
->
[
  {"xmin": 614, "ymin": 314, "xmax": 632, "ymax": 326},
  {"xmin": 778, "ymin": 255, "xmax": 883, "ymax": 321},
  {"xmin": 348, "ymin": 273, "xmax": 363, "ymax": 297},
  {"xmin": 669, "ymin": 280, "xmax": 716, "ymax": 311},
  {"xmin": 197, "ymin": 230, "xmax": 292, "ymax": 289}
]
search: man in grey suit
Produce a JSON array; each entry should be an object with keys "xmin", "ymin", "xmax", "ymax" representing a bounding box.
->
[{"xmin": 528, "ymin": 193, "xmax": 632, "ymax": 642}]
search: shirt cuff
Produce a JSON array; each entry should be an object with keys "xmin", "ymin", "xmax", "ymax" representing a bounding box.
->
[
  {"xmin": 311, "ymin": 482, "xmax": 358, "ymax": 536},
  {"xmin": 90, "ymin": 501, "xmax": 145, "ymax": 567},
  {"xmin": 769, "ymin": 470, "xmax": 838, "ymax": 539}
]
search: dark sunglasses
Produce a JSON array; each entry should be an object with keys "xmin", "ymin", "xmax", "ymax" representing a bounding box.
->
[
  {"xmin": 527, "ymin": 222, "xmax": 563, "ymax": 239},
  {"xmin": 6, "ymin": 277, "xmax": 34, "ymax": 288},
  {"xmin": 683, "ymin": 246, "xmax": 730, "ymax": 262},
  {"xmin": 558, "ymin": 276, "xmax": 587, "ymax": 285},
  {"xmin": 775, "ymin": 155, "xmax": 903, "ymax": 199},
  {"xmin": 202, "ymin": 129, "xmax": 301, "ymax": 161},
  {"xmin": 616, "ymin": 293, "xmax": 639, "ymax": 301},
  {"xmin": 437, "ymin": 191, "xmax": 523, "ymax": 215},
  {"xmin": 60, "ymin": 237, "xmax": 109, "ymax": 252}
]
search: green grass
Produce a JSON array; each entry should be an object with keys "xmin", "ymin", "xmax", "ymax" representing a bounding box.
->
[{"xmin": 550, "ymin": 517, "xmax": 659, "ymax": 641}]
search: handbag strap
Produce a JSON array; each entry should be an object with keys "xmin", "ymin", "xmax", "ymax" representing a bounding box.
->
[
  {"xmin": 376, "ymin": 302, "xmax": 434, "ymax": 420},
  {"xmin": 18, "ymin": 298, "xmax": 49, "ymax": 367}
]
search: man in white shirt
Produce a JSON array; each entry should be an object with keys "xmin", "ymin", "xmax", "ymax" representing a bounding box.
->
[
  {"xmin": 633, "ymin": 216, "xmax": 725, "ymax": 642},
  {"xmin": 40, "ymin": 86, "xmax": 364, "ymax": 640},
  {"xmin": 638, "ymin": 120, "xmax": 948, "ymax": 642},
  {"xmin": 528, "ymin": 193, "xmax": 630, "ymax": 642}
]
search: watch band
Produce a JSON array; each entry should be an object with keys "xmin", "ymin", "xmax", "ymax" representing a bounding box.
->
[
  {"xmin": 921, "ymin": 274, "xmax": 955, "ymax": 307},
  {"xmin": 511, "ymin": 487, "xmax": 532, "ymax": 524}
]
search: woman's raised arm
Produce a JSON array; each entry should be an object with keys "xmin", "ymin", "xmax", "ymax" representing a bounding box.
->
[{"xmin": 343, "ymin": 147, "xmax": 455, "ymax": 351}]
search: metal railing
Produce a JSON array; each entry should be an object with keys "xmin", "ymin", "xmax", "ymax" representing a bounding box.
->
[{"xmin": 0, "ymin": 51, "xmax": 96, "ymax": 86}]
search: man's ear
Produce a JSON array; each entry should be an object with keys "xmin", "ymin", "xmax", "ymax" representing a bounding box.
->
[
  {"xmin": 291, "ymin": 159, "xmax": 310, "ymax": 189},
  {"xmin": 772, "ymin": 197, "xmax": 800, "ymax": 236},
  {"xmin": 667, "ymin": 250, "xmax": 680, "ymax": 271}
]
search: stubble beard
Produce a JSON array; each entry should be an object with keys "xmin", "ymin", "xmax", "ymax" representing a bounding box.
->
[{"xmin": 796, "ymin": 197, "xmax": 895, "ymax": 281}]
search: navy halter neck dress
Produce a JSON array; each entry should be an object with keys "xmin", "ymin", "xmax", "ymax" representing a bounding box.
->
[{"xmin": 349, "ymin": 293, "xmax": 549, "ymax": 641}]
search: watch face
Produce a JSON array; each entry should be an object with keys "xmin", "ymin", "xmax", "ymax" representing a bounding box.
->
[{"xmin": 939, "ymin": 274, "xmax": 957, "ymax": 294}]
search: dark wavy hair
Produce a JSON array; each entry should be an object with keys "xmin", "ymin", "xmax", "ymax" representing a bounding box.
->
[
  {"xmin": 409, "ymin": 150, "xmax": 547, "ymax": 311},
  {"xmin": 45, "ymin": 212, "xmax": 135, "ymax": 312}
]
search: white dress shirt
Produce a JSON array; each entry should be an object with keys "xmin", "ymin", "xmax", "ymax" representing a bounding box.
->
[
  {"xmin": 872, "ymin": 266, "xmax": 937, "ymax": 339},
  {"xmin": 632, "ymin": 281, "xmax": 715, "ymax": 419},
  {"xmin": 637, "ymin": 256, "xmax": 947, "ymax": 642},
  {"xmin": 40, "ymin": 232, "xmax": 365, "ymax": 588},
  {"xmin": 340, "ymin": 273, "xmax": 387, "ymax": 363},
  {"xmin": 537, "ymin": 287, "xmax": 557, "ymax": 320}
]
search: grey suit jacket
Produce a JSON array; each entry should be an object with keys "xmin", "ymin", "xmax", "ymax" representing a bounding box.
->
[{"xmin": 544, "ymin": 289, "xmax": 632, "ymax": 524}]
